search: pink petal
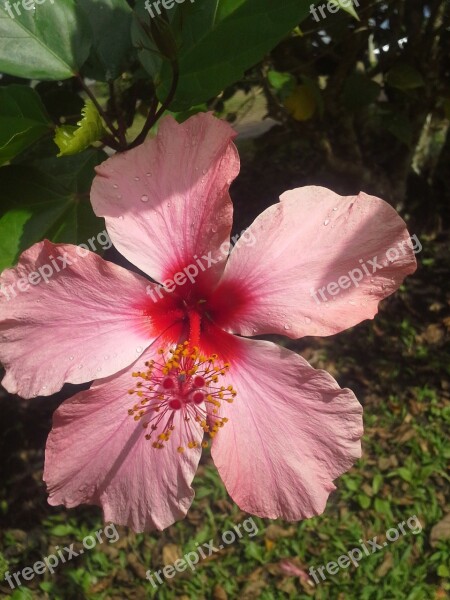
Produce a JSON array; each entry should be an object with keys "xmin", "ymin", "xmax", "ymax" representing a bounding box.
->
[
  {"xmin": 91, "ymin": 113, "xmax": 240, "ymax": 291},
  {"xmin": 213, "ymin": 187, "xmax": 417, "ymax": 337},
  {"xmin": 211, "ymin": 336, "xmax": 363, "ymax": 520},
  {"xmin": 44, "ymin": 347, "xmax": 203, "ymax": 533},
  {"xmin": 0, "ymin": 241, "xmax": 162, "ymax": 398}
]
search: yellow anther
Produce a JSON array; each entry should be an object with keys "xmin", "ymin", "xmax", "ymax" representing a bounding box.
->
[{"xmin": 128, "ymin": 344, "xmax": 237, "ymax": 450}]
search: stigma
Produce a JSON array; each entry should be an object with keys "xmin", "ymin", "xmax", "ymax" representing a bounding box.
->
[{"xmin": 127, "ymin": 342, "xmax": 236, "ymax": 451}]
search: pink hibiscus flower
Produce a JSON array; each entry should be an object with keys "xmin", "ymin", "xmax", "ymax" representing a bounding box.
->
[{"xmin": 0, "ymin": 113, "xmax": 417, "ymax": 532}]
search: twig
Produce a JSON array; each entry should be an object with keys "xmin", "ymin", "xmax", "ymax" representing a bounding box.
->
[{"xmin": 128, "ymin": 61, "xmax": 179, "ymax": 150}]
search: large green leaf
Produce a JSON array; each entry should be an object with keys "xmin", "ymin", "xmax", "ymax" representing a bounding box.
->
[
  {"xmin": 78, "ymin": 0, "xmax": 135, "ymax": 80},
  {"xmin": 0, "ymin": 0, "xmax": 91, "ymax": 80},
  {"xmin": 138, "ymin": 0, "xmax": 319, "ymax": 109},
  {"xmin": 0, "ymin": 150, "xmax": 107, "ymax": 270},
  {"xmin": 0, "ymin": 85, "xmax": 53, "ymax": 165}
]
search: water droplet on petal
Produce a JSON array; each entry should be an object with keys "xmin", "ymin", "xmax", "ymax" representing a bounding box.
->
[
  {"xmin": 116, "ymin": 194, "xmax": 122, "ymax": 199},
  {"xmin": 104, "ymin": 355, "xmax": 109, "ymax": 360},
  {"xmin": 141, "ymin": 195, "xmax": 149, "ymax": 202},
  {"xmin": 284, "ymin": 324, "xmax": 290, "ymax": 330},
  {"xmin": 69, "ymin": 355, "xmax": 74, "ymax": 361},
  {"xmin": 118, "ymin": 216, "xmax": 124, "ymax": 220},
  {"xmin": 323, "ymin": 219, "xmax": 330, "ymax": 226},
  {"xmin": 134, "ymin": 176, "xmax": 140, "ymax": 181},
  {"xmin": 333, "ymin": 207, "xmax": 338, "ymax": 211},
  {"xmin": 113, "ymin": 184, "xmax": 118, "ymax": 189},
  {"xmin": 348, "ymin": 300, "xmax": 356, "ymax": 306},
  {"xmin": 136, "ymin": 346, "xmax": 143, "ymax": 353},
  {"xmin": 146, "ymin": 172, "xmax": 152, "ymax": 177},
  {"xmin": 202, "ymin": 168, "xmax": 207, "ymax": 175},
  {"xmin": 304, "ymin": 316, "xmax": 312, "ymax": 324},
  {"xmin": 78, "ymin": 363, "xmax": 84, "ymax": 369}
]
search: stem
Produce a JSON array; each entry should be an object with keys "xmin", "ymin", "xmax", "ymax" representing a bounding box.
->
[
  {"xmin": 128, "ymin": 94, "xmax": 159, "ymax": 150},
  {"xmin": 108, "ymin": 80, "xmax": 128, "ymax": 147},
  {"xmin": 128, "ymin": 60, "xmax": 179, "ymax": 150}
]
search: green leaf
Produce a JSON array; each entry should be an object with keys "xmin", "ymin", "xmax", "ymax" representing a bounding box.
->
[
  {"xmin": 386, "ymin": 64, "xmax": 425, "ymax": 91},
  {"xmin": 0, "ymin": 150, "xmax": 107, "ymax": 270},
  {"xmin": 10, "ymin": 589, "xmax": 34, "ymax": 600},
  {"xmin": 50, "ymin": 524, "xmax": 74, "ymax": 536},
  {"xmin": 0, "ymin": 0, "xmax": 91, "ymax": 80},
  {"xmin": 342, "ymin": 73, "xmax": 381, "ymax": 110},
  {"xmin": 54, "ymin": 101, "xmax": 106, "ymax": 157},
  {"xmin": 78, "ymin": 0, "xmax": 134, "ymax": 81},
  {"xmin": 372, "ymin": 473, "xmax": 383, "ymax": 494},
  {"xmin": 382, "ymin": 111, "xmax": 413, "ymax": 146},
  {"xmin": 0, "ymin": 85, "xmax": 53, "ymax": 165},
  {"xmin": 329, "ymin": 0, "xmax": 359, "ymax": 20},
  {"xmin": 437, "ymin": 564, "xmax": 450, "ymax": 578},
  {"xmin": 357, "ymin": 494, "xmax": 371, "ymax": 509},
  {"xmin": 395, "ymin": 467, "xmax": 414, "ymax": 483},
  {"xmin": 267, "ymin": 70, "xmax": 296, "ymax": 99},
  {"xmin": 343, "ymin": 476, "xmax": 361, "ymax": 491},
  {"xmin": 155, "ymin": 0, "xmax": 319, "ymax": 109}
]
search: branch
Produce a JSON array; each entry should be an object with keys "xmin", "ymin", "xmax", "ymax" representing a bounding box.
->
[{"xmin": 128, "ymin": 61, "xmax": 179, "ymax": 150}]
